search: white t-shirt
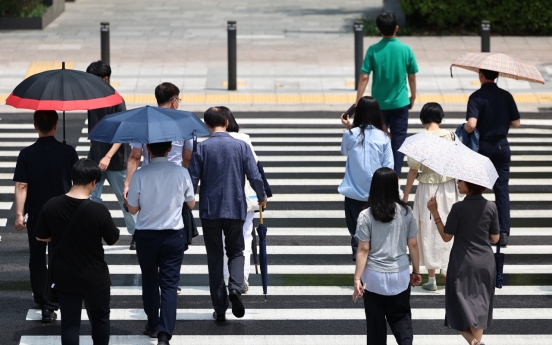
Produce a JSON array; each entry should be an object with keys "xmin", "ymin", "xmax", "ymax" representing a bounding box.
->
[
  {"xmin": 228, "ymin": 132, "xmax": 258, "ymax": 163},
  {"xmin": 131, "ymin": 139, "xmax": 193, "ymax": 167}
]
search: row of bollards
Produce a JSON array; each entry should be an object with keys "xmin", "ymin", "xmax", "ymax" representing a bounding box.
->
[{"xmin": 98, "ymin": 20, "xmax": 493, "ymax": 92}]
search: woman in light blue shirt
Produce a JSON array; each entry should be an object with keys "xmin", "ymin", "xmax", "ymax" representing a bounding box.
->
[{"xmin": 339, "ymin": 96, "xmax": 394, "ymax": 260}]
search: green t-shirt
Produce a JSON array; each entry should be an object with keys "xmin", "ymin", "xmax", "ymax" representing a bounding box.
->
[{"xmin": 361, "ymin": 38, "xmax": 418, "ymax": 110}]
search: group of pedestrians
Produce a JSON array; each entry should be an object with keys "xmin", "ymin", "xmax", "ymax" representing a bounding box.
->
[{"xmin": 343, "ymin": 12, "xmax": 521, "ymax": 345}]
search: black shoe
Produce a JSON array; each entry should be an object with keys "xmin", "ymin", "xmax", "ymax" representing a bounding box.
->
[
  {"xmin": 177, "ymin": 287, "xmax": 181, "ymax": 294},
  {"xmin": 500, "ymin": 233, "xmax": 509, "ymax": 247},
  {"xmin": 213, "ymin": 311, "xmax": 226, "ymax": 322},
  {"xmin": 157, "ymin": 332, "xmax": 170, "ymax": 345},
  {"xmin": 41, "ymin": 309, "xmax": 57, "ymax": 323},
  {"xmin": 228, "ymin": 289, "xmax": 245, "ymax": 318},
  {"xmin": 129, "ymin": 235, "xmax": 136, "ymax": 250},
  {"xmin": 143, "ymin": 324, "xmax": 158, "ymax": 338}
]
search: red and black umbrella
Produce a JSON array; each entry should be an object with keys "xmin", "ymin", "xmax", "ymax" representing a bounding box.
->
[{"xmin": 6, "ymin": 62, "xmax": 123, "ymax": 142}]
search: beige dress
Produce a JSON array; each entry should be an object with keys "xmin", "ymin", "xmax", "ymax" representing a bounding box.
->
[{"xmin": 407, "ymin": 129, "xmax": 458, "ymax": 270}]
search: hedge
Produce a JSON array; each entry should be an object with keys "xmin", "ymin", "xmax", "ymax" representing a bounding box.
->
[
  {"xmin": 400, "ymin": 0, "xmax": 552, "ymax": 35},
  {"xmin": 0, "ymin": 0, "xmax": 48, "ymax": 18}
]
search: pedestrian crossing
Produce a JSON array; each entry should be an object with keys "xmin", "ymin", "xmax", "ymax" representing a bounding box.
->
[{"xmin": 1, "ymin": 111, "xmax": 552, "ymax": 344}]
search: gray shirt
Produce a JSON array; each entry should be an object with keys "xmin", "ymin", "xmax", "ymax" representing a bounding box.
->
[{"xmin": 355, "ymin": 204, "xmax": 417, "ymax": 273}]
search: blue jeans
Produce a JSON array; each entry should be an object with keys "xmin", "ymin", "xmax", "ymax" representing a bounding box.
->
[
  {"xmin": 381, "ymin": 105, "xmax": 409, "ymax": 178},
  {"xmin": 90, "ymin": 170, "xmax": 136, "ymax": 234},
  {"xmin": 135, "ymin": 229, "xmax": 185, "ymax": 339}
]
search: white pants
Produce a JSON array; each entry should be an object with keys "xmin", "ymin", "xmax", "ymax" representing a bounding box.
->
[{"xmin": 223, "ymin": 211, "xmax": 254, "ymax": 281}]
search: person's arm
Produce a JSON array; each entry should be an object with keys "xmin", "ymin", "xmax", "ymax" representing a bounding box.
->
[
  {"xmin": 407, "ymin": 237, "xmax": 422, "ymax": 286},
  {"xmin": 98, "ymin": 143, "xmax": 122, "ymax": 172},
  {"xmin": 465, "ymin": 96, "xmax": 478, "ymax": 133},
  {"xmin": 427, "ymin": 197, "xmax": 454, "ymax": 242},
  {"xmin": 182, "ymin": 149, "xmax": 192, "ymax": 169},
  {"xmin": 188, "ymin": 150, "xmax": 202, "ymax": 193},
  {"xmin": 464, "ymin": 118, "xmax": 478, "ymax": 134},
  {"xmin": 402, "ymin": 169, "xmax": 417, "ymax": 203},
  {"xmin": 510, "ymin": 119, "xmax": 521, "ymax": 128},
  {"xmin": 123, "ymin": 147, "xmax": 142, "ymax": 202},
  {"xmin": 355, "ymin": 73, "xmax": 369, "ymax": 104},
  {"xmin": 14, "ymin": 182, "xmax": 28, "ymax": 231},
  {"xmin": 36, "ymin": 237, "xmax": 51, "ymax": 242},
  {"xmin": 407, "ymin": 74, "xmax": 417, "ymax": 109},
  {"xmin": 353, "ymin": 239, "xmax": 369, "ymax": 299},
  {"xmin": 126, "ymin": 172, "xmax": 141, "ymax": 215}
]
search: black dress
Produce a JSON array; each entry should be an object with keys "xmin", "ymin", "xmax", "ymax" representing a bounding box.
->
[{"xmin": 443, "ymin": 194, "xmax": 500, "ymax": 330}]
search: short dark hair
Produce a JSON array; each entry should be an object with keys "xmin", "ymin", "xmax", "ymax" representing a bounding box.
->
[
  {"xmin": 33, "ymin": 110, "xmax": 58, "ymax": 133},
  {"xmin": 367, "ymin": 167, "xmax": 409, "ymax": 223},
  {"xmin": 420, "ymin": 102, "xmax": 445, "ymax": 124},
  {"xmin": 463, "ymin": 181, "xmax": 487, "ymax": 195},
  {"xmin": 204, "ymin": 107, "xmax": 228, "ymax": 128},
  {"xmin": 86, "ymin": 60, "xmax": 111, "ymax": 79},
  {"xmin": 147, "ymin": 142, "xmax": 172, "ymax": 157},
  {"xmin": 376, "ymin": 12, "xmax": 397, "ymax": 36},
  {"xmin": 480, "ymin": 69, "xmax": 499, "ymax": 80},
  {"xmin": 72, "ymin": 159, "xmax": 102, "ymax": 186},
  {"xmin": 155, "ymin": 82, "xmax": 180, "ymax": 105},
  {"xmin": 218, "ymin": 106, "xmax": 240, "ymax": 133}
]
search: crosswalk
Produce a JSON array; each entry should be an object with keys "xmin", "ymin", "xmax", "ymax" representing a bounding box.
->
[{"xmin": 1, "ymin": 112, "xmax": 551, "ymax": 344}]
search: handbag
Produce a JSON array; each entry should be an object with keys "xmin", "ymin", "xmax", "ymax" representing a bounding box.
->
[
  {"xmin": 44, "ymin": 200, "xmax": 90, "ymax": 304},
  {"xmin": 245, "ymin": 183, "xmax": 258, "ymax": 213}
]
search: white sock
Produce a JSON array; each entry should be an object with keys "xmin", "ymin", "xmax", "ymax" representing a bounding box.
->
[{"xmin": 427, "ymin": 276, "xmax": 436, "ymax": 285}]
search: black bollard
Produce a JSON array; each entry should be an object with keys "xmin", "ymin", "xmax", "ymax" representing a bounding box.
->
[
  {"xmin": 228, "ymin": 21, "xmax": 237, "ymax": 91},
  {"xmin": 101, "ymin": 22, "xmax": 110, "ymax": 66},
  {"xmin": 481, "ymin": 20, "xmax": 491, "ymax": 53},
  {"xmin": 354, "ymin": 20, "xmax": 364, "ymax": 90}
]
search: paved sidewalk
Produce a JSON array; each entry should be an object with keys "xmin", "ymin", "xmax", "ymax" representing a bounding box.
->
[{"xmin": 1, "ymin": 0, "xmax": 551, "ymax": 112}]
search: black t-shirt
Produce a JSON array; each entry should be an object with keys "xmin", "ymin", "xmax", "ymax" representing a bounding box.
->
[
  {"xmin": 13, "ymin": 137, "xmax": 79, "ymax": 228},
  {"xmin": 88, "ymin": 102, "xmax": 131, "ymax": 171},
  {"xmin": 35, "ymin": 195, "xmax": 119, "ymax": 293}
]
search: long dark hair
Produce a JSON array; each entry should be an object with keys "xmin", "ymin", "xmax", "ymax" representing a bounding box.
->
[
  {"xmin": 351, "ymin": 96, "xmax": 389, "ymax": 142},
  {"xmin": 367, "ymin": 167, "xmax": 409, "ymax": 223},
  {"xmin": 217, "ymin": 105, "xmax": 240, "ymax": 133}
]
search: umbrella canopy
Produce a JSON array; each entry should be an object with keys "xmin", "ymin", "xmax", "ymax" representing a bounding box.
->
[
  {"xmin": 6, "ymin": 63, "xmax": 123, "ymax": 111},
  {"xmin": 87, "ymin": 106, "xmax": 209, "ymax": 144},
  {"xmin": 398, "ymin": 132, "xmax": 498, "ymax": 190},
  {"xmin": 451, "ymin": 52, "xmax": 545, "ymax": 84},
  {"xmin": 256, "ymin": 206, "xmax": 268, "ymax": 300}
]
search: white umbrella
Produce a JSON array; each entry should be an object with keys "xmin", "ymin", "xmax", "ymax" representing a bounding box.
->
[{"xmin": 398, "ymin": 132, "xmax": 498, "ymax": 190}]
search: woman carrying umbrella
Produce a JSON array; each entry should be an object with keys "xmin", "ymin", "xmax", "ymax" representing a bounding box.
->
[
  {"xmin": 339, "ymin": 96, "xmax": 394, "ymax": 261},
  {"xmin": 427, "ymin": 180, "xmax": 500, "ymax": 345},
  {"xmin": 402, "ymin": 103, "xmax": 458, "ymax": 290}
]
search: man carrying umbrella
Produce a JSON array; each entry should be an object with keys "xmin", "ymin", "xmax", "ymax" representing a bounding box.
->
[
  {"xmin": 464, "ymin": 69, "xmax": 521, "ymax": 246},
  {"xmin": 189, "ymin": 107, "xmax": 266, "ymax": 321}
]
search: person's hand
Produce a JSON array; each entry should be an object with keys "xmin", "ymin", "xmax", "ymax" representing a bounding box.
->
[
  {"xmin": 427, "ymin": 197, "xmax": 438, "ymax": 215},
  {"xmin": 122, "ymin": 184, "xmax": 130, "ymax": 204},
  {"xmin": 402, "ymin": 195, "xmax": 409, "ymax": 204},
  {"xmin": 15, "ymin": 214, "xmax": 26, "ymax": 231},
  {"xmin": 410, "ymin": 273, "xmax": 422, "ymax": 286},
  {"xmin": 340, "ymin": 113, "xmax": 352, "ymax": 130},
  {"xmin": 352, "ymin": 279, "xmax": 364, "ymax": 301},
  {"xmin": 258, "ymin": 196, "xmax": 268, "ymax": 208},
  {"xmin": 409, "ymin": 96, "xmax": 416, "ymax": 110},
  {"xmin": 98, "ymin": 156, "xmax": 111, "ymax": 171}
]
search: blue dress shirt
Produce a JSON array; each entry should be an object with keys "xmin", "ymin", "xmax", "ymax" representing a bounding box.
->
[
  {"xmin": 189, "ymin": 131, "xmax": 265, "ymax": 221},
  {"xmin": 338, "ymin": 126, "xmax": 394, "ymax": 201}
]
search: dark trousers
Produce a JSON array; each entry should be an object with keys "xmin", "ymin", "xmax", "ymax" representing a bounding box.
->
[
  {"xmin": 381, "ymin": 105, "xmax": 409, "ymax": 178},
  {"xmin": 57, "ymin": 287, "xmax": 110, "ymax": 345},
  {"xmin": 363, "ymin": 286, "xmax": 413, "ymax": 345},
  {"xmin": 344, "ymin": 197, "xmax": 366, "ymax": 260},
  {"xmin": 201, "ymin": 218, "xmax": 245, "ymax": 315},
  {"xmin": 479, "ymin": 138, "xmax": 511, "ymax": 235},
  {"xmin": 135, "ymin": 229, "xmax": 185, "ymax": 339},
  {"xmin": 27, "ymin": 222, "xmax": 57, "ymax": 310}
]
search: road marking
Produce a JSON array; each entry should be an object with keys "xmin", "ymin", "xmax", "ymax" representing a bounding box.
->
[
  {"xmin": 0, "ymin": 202, "xmax": 13, "ymax": 210},
  {"xmin": 25, "ymin": 307, "xmax": 552, "ymax": 321},
  {"xmin": 0, "ymin": 219, "xmax": 6, "ymax": 227}
]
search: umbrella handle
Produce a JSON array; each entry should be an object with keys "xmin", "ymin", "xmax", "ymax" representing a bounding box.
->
[{"xmin": 259, "ymin": 205, "xmax": 263, "ymax": 225}]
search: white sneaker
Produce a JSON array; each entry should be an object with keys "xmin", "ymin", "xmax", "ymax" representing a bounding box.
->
[
  {"xmin": 422, "ymin": 281, "xmax": 437, "ymax": 291},
  {"xmin": 243, "ymin": 279, "xmax": 249, "ymax": 294}
]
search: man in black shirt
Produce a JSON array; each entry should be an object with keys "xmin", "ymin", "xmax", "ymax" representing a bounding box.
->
[
  {"xmin": 86, "ymin": 61, "xmax": 136, "ymax": 249},
  {"xmin": 464, "ymin": 69, "xmax": 521, "ymax": 246},
  {"xmin": 13, "ymin": 110, "xmax": 79, "ymax": 322},
  {"xmin": 36, "ymin": 159, "xmax": 119, "ymax": 345}
]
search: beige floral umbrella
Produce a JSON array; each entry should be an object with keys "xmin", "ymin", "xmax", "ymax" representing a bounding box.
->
[
  {"xmin": 399, "ymin": 132, "xmax": 498, "ymax": 190},
  {"xmin": 450, "ymin": 52, "xmax": 545, "ymax": 84}
]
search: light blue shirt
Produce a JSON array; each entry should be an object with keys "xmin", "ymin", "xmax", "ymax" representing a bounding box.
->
[
  {"xmin": 130, "ymin": 139, "xmax": 193, "ymax": 167},
  {"xmin": 127, "ymin": 157, "xmax": 195, "ymax": 230},
  {"xmin": 338, "ymin": 126, "xmax": 394, "ymax": 201}
]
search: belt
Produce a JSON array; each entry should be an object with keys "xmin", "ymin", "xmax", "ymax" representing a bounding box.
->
[{"xmin": 481, "ymin": 135, "xmax": 506, "ymax": 140}]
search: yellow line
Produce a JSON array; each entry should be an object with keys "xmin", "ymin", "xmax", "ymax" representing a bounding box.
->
[{"xmin": 25, "ymin": 61, "xmax": 75, "ymax": 78}]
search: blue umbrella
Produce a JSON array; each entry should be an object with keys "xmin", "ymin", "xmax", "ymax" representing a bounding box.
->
[
  {"xmin": 87, "ymin": 105, "xmax": 209, "ymax": 144},
  {"xmin": 256, "ymin": 206, "xmax": 268, "ymax": 300}
]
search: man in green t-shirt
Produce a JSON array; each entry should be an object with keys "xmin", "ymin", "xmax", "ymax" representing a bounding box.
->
[{"xmin": 355, "ymin": 12, "xmax": 418, "ymax": 178}]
